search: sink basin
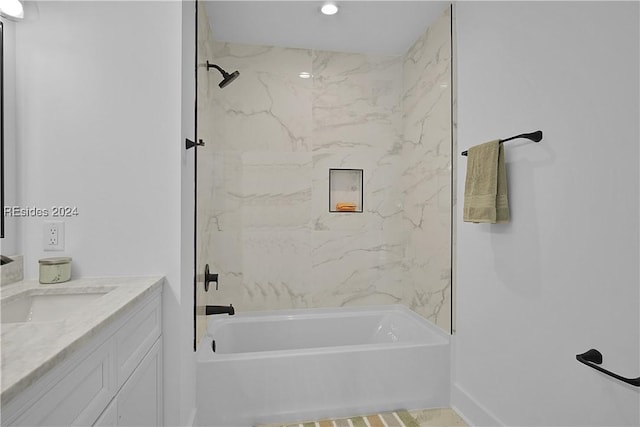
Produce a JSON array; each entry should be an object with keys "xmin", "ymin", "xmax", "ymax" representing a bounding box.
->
[{"xmin": 1, "ymin": 291, "xmax": 110, "ymax": 323}]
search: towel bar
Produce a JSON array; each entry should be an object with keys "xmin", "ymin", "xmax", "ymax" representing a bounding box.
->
[
  {"xmin": 461, "ymin": 130, "xmax": 543, "ymax": 156},
  {"xmin": 576, "ymin": 348, "xmax": 640, "ymax": 387}
]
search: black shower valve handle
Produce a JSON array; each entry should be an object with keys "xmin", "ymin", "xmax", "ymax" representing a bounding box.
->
[{"xmin": 204, "ymin": 264, "xmax": 219, "ymax": 292}]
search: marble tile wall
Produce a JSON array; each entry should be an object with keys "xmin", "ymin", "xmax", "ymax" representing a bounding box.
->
[
  {"xmin": 401, "ymin": 6, "xmax": 452, "ymax": 330},
  {"xmin": 196, "ymin": 3, "xmax": 452, "ymax": 345}
]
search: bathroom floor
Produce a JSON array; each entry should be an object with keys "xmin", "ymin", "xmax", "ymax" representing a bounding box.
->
[
  {"xmin": 259, "ymin": 408, "xmax": 467, "ymax": 427},
  {"xmin": 409, "ymin": 408, "xmax": 468, "ymax": 427}
]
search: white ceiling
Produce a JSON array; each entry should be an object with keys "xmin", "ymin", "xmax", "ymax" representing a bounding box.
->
[{"xmin": 204, "ymin": 1, "xmax": 450, "ymax": 56}]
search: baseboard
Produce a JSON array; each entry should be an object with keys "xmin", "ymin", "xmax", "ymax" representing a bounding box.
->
[{"xmin": 451, "ymin": 383, "xmax": 504, "ymax": 427}]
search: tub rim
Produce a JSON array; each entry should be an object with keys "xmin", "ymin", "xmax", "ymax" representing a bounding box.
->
[
  {"xmin": 198, "ymin": 304, "xmax": 450, "ymax": 360},
  {"xmin": 207, "ymin": 304, "xmax": 448, "ymax": 332}
]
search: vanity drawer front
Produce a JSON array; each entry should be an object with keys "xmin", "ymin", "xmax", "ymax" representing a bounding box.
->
[
  {"xmin": 115, "ymin": 294, "xmax": 161, "ymax": 386},
  {"xmin": 10, "ymin": 339, "xmax": 116, "ymax": 427}
]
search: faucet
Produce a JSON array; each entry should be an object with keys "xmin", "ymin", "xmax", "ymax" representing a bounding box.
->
[{"xmin": 205, "ymin": 304, "xmax": 234, "ymax": 316}]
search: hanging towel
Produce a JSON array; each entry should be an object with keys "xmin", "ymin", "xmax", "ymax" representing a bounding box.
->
[{"xmin": 463, "ymin": 140, "xmax": 510, "ymax": 223}]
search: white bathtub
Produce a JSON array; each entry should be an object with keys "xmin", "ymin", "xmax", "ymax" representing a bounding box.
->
[{"xmin": 196, "ymin": 305, "xmax": 450, "ymax": 427}]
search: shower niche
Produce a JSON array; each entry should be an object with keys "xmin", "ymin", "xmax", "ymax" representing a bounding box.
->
[{"xmin": 329, "ymin": 169, "xmax": 363, "ymax": 213}]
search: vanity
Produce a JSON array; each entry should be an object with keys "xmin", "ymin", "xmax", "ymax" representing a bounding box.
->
[{"xmin": 0, "ymin": 276, "xmax": 163, "ymax": 426}]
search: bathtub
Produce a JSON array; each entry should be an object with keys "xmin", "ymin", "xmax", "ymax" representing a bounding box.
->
[{"xmin": 196, "ymin": 305, "xmax": 450, "ymax": 427}]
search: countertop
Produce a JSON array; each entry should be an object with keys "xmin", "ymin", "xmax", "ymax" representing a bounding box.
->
[{"xmin": 0, "ymin": 276, "xmax": 164, "ymax": 404}]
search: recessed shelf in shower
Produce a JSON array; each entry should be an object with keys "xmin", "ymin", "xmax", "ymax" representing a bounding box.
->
[{"xmin": 329, "ymin": 169, "xmax": 363, "ymax": 213}]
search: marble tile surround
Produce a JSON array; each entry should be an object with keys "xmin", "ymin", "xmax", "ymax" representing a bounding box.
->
[
  {"xmin": 402, "ymin": 6, "xmax": 453, "ymax": 331},
  {"xmin": 196, "ymin": 4, "xmax": 452, "ymax": 345}
]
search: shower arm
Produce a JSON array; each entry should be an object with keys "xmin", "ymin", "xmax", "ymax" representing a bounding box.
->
[{"xmin": 206, "ymin": 61, "xmax": 230, "ymax": 78}]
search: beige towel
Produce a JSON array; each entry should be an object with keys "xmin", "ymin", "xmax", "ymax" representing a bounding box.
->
[{"xmin": 463, "ymin": 140, "xmax": 510, "ymax": 223}]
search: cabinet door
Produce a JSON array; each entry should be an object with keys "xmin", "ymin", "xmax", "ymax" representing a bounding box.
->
[
  {"xmin": 116, "ymin": 338, "xmax": 162, "ymax": 427},
  {"xmin": 116, "ymin": 295, "xmax": 161, "ymax": 386},
  {"xmin": 10, "ymin": 339, "xmax": 115, "ymax": 427},
  {"xmin": 93, "ymin": 398, "xmax": 118, "ymax": 427}
]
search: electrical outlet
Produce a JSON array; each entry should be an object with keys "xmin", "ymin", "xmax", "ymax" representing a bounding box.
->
[{"xmin": 44, "ymin": 221, "xmax": 65, "ymax": 251}]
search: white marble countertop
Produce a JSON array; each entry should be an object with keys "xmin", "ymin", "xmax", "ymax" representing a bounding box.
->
[{"xmin": 0, "ymin": 276, "xmax": 164, "ymax": 404}]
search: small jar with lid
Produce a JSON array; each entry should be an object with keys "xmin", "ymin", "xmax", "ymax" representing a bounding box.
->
[{"xmin": 38, "ymin": 257, "xmax": 72, "ymax": 284}]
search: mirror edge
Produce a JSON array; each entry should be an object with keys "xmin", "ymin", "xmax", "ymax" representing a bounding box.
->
[{"xmin": 1, "ymin": 20, "xmax": 5, "ymax": 239}]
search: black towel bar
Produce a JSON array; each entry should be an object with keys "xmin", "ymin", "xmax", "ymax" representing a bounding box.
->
[
  {"xmin": 576, "ymin": 349, "xmax": 640, "ymax": 387},
  {"xmin": 461, "ymin": 130, "xmax": 543, "ymax": 156}
]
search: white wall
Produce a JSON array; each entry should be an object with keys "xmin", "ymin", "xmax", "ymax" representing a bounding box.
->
[
  {"xmin": 15, "ymin": 1, "xmax": 195, "ymax": 425},
  {"xmin": 454, "ymin": 2, "xmax": 639, "ymax": 426}
]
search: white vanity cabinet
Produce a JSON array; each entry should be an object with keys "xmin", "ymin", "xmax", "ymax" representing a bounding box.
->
[
  {"xmin": 113, "ymin": 338, "xmax": 162, "ymax": 426},
  {"xmin": 94, "ymin": 339, "xmax": 162, "ymax": 427},
  {"xmin": 93, "ymin": 399, "xmax": 118, "ymax": 427},
  {"xmin": 3, "ymin": 287, "xmax": 162, "ymax": 427}
]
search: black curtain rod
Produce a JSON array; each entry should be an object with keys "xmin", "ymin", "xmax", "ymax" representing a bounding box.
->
[{"xmin": 461, "ymin": 130, "xmax": 543, "ymax": 156}]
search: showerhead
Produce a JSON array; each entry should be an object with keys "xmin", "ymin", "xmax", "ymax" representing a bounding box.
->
[
  {"xmin": 206, "ymin": 61, "xmax": 240, "ymax": 89},
  {"xmin": 219, "ymin": 70, "xmax": 240, "ymax": 89}
]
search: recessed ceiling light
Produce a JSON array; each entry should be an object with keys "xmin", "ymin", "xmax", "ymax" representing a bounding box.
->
[
  {"xmin": 299, "ymin": 72, "xmax": 313, "ymax": 79},
  {"xmin": 0, "ymin": 0, "xmax": 24, "ymax": 19},
  {"xmin": 320, "ymin": 3, "xmax": 339, "ymax": 16}
]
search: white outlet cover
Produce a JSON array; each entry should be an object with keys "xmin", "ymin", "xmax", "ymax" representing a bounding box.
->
[{"xmin": 43, "ymin": 221, "xmax": 65, "ymax": 251}]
